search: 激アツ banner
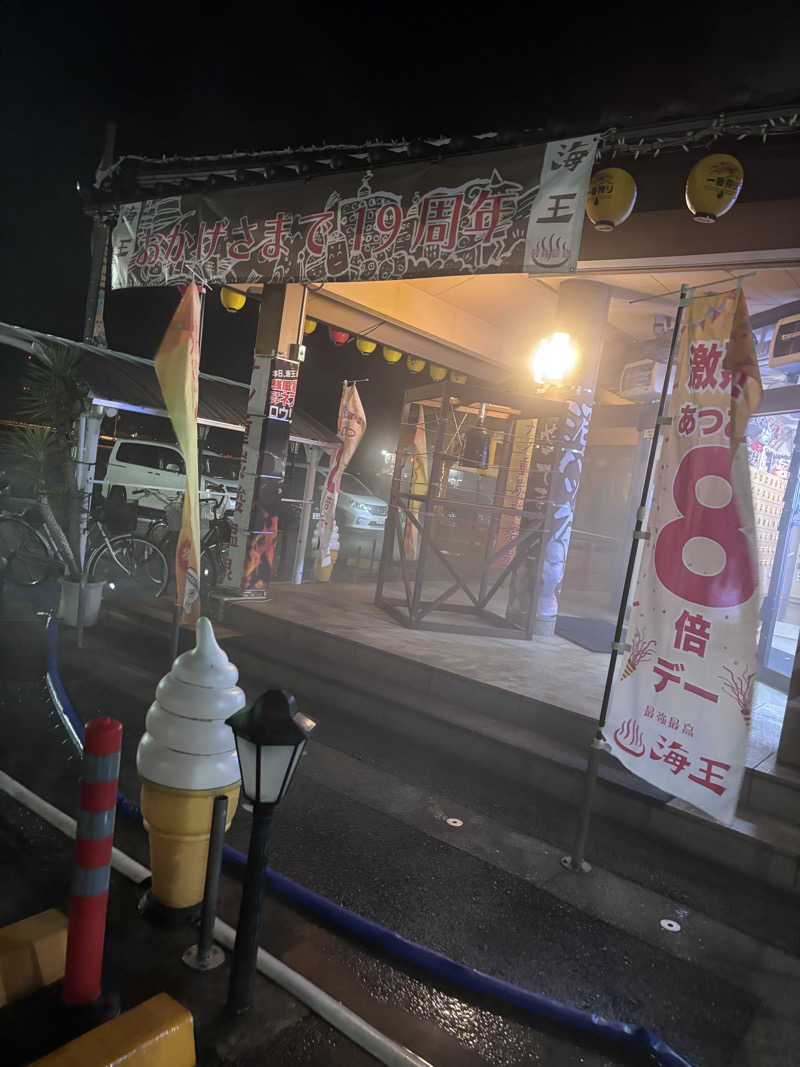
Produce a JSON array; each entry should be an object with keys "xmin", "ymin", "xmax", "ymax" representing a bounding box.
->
[
  {"xmin": 604, "ymin": 289, "xmax": 762, "ymax": 823},
  {"xmin": 111, "ymin": 137, "xmax": 598, "ymax": 289}
]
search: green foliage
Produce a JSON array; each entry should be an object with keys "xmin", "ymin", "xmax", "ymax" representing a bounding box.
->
[{"xmin": 18, "ymin": 344, "xmax": 90, "ymax": 446}]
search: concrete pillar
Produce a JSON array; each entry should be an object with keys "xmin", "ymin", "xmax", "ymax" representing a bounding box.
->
[
  {"xmin": 223, "ymin": 284, "xmax": 306, "ymax": 596},
  {"xmin": 530, "ymin": 280, "xmax": 610, "ymax": 635}
]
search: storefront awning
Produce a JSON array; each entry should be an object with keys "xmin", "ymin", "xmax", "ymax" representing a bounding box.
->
[{"xmin": 0, "ymin": 322, "xmax": 339, "ymax": 448}]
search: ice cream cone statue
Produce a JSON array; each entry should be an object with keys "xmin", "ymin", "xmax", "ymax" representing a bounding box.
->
[
  {"xmin": 619, "ymin": 628, "xmax": 657, "ymax": 681},
  {"xmin": 137, "ymin": 618, "xmax": 244, "ymax": 912}
]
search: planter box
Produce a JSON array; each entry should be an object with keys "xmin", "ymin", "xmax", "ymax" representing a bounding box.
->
[{"xmin": 57, "ymin": 579, "xmax": 104, "ymax": 628}]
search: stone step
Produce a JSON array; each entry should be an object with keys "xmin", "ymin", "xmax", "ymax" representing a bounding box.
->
[{"xmin": 114, "ymin": 597, "xmax": 800, "ymax": 895}]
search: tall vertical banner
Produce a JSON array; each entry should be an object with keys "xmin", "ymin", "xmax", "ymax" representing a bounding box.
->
[
  {"xmin": 403, "ymin": 405, "xmax": 429, "ymax": 560},
  {"xmin": 604, "ymin": 289, "xmax": 761, "ymax": 822},
  {"xmin": 316, "ymin": 384, "xmax": 366, "ymax": 575},
  {"xmin": 154, "ymin": 285, "xmax": 202, "ymax": 624}
]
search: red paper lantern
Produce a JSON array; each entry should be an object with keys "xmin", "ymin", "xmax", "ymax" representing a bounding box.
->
[{"xmin": 328, "ymin": 326, "xmax": 351, "ymax": 346}]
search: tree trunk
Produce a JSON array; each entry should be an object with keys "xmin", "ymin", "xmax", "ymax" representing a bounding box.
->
[{"xmin": 38, "ymin": 490, "xmax": 80, "ymax": 579}]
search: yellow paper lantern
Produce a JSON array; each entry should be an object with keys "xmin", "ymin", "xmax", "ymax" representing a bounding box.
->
[
  {"xmin": 220, "ymin": 286, "xmax": 246, "ymax": 312},
  {"xmin": 406, "ymin": 355, "xmax": 426, "ymax": 373},
  {"xmin": 685, "ymin": 154, "xmax": 744, "ymax": 223},
  {"xmin": 303, "ymin": 317, "xmax": 318, "ymax": 334},
  {"xmin": 585, "ymin": 168, "xmax": 637, "ymax": 232},
  {"xmin": 356, "ymin": 338, "xmax": 377, "ymax": 355},
  {"xmin": 449, "ymin": 370, "xmax": 467, "ymax": 384},
  {"xmin": 429, "ymin": 364, "xmax": 447, "ymax": 381},
  {"xmin": 382, "ymin": 346, "xmax": 403, "ymax": 364}
]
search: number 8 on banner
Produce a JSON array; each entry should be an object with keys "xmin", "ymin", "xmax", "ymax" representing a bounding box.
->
[{"xmin": 654, "ymin": 445, "xmax": 756, "ymax": 609}]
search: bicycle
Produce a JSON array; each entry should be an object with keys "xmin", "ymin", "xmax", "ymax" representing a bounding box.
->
[
  {"xmin": 138, "ymin": 483, "xmax": 232, "ymax": 599},
  {"xmin": 0, "ymin": 490, "xmax": 169, "ymax": 599}
]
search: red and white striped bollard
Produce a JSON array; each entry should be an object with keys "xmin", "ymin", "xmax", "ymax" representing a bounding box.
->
[{"xmin": 62, "ymin": 716, "xmax": 122, "ymax": 1006}]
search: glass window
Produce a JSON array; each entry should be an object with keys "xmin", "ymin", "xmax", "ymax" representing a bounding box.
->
[
  {"xmin": 340, "ymin": 473, "xmax": 372, "ymax": 496},
  {"xmin": 115, "ymin": 442, "xmax": 164, "ymax": 468},
  {"xmin": 202, "ymin": 453, "xmax": 239, "ymax": 480}
]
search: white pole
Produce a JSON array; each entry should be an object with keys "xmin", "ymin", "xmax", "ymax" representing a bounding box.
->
[{"xmin": 293, "ymin": 445, "xmax": 320, "ymax": 584}]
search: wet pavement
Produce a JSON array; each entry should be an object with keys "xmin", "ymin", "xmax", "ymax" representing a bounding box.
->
[{"xmin": 1, "ymin": 590, "xmax": 798, "ymax": 1064}]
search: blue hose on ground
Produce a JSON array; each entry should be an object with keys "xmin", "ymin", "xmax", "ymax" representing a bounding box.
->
[{"xmin": 44, "ymin": 615, "xmax": 693, "ymax": 1067}]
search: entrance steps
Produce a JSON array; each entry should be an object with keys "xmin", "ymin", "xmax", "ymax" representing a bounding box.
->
[{"xmin": 213, "ymin": 595, "xmax": 800, "ymax": 896}]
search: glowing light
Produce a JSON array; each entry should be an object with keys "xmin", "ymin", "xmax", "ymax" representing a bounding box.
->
[{"xmin": 530, "ymin": 332, "xmax": 579, "ymax": 385}]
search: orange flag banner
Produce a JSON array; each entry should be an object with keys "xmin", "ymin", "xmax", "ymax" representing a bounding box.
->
[{"xmin": 154, "ymin": 285, "xmax": 202, "ymax": 625}]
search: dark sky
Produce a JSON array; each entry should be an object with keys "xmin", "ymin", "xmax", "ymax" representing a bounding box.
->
[{"xmin": 1, "ymin": 4, "xmax": 798, "ymax": 454}]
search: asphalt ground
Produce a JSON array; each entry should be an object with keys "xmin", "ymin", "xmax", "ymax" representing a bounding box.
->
[{"xmin": 1, "ymin": 590, "xmax": 798, "ymax": 1064}]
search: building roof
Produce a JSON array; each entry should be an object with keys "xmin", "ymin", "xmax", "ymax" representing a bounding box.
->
[
  {"xmin": 0, "ymin": 322, "xmax": 339, "ymax": 447},
  {"xmin": 83, "ymin": 105, "xmax": 800, "ymax": 214}
]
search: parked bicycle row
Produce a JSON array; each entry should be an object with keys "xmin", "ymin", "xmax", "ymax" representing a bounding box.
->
[{"xmin": 0, "ymin": 475, "xmax": 231, "ymax": 609}]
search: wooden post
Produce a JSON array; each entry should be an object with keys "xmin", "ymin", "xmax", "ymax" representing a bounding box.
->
[{"xmin": 223, "ymin": 285, "xmax": 306, "ymax": 596}]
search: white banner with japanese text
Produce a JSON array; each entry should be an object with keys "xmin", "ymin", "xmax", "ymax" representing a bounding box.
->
[
  {"xmin": 604, "ymin": 289, "xmax": 762, "ymax": 822},
  {"xmin": 111, "ymin": 137, "xmax": 598, "ymax": 289}
]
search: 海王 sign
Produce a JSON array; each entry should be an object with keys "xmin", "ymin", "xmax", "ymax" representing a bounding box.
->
[
  {"xmin": 111, "ymin": 138, "xmax": 598, "ymax": 289},
  {"xmin": 604, "ymin": 288, "xmax": 762, "ymax": 822}
]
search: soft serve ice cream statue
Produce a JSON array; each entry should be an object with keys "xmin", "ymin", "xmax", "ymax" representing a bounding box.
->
[{"xmin": 137, "ymin": 617, "xmax": 243, "ymax": 913}]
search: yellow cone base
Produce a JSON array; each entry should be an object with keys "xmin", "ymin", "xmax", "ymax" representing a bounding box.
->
[{"xmin": 140, "ymin": 780, "xmax": 239, "ymax": 911}]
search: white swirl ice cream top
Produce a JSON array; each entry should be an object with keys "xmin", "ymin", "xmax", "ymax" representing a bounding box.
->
[{"xmin": 137, "ymin": 617, "xmax": 244, "ymax": 790}]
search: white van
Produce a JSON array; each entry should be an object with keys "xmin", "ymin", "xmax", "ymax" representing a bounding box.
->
[{"xmin": 101, "ymin": 439, "xmax": 238, "ymax": 515}]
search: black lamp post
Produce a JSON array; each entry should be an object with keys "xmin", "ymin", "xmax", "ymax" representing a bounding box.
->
[{"xmin": 225, "ymin": 689, "xmax": 307, "ymax": 1015}]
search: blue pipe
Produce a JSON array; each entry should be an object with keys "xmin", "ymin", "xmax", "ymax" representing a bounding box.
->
[{"xmin": 44, "ymin": 616, "xmax": 693, "ymax": 1067}]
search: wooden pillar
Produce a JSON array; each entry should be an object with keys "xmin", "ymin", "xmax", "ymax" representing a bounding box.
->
[{"xmin": 222, "ymin": 284, "xmax": 306, "ymax": 596}]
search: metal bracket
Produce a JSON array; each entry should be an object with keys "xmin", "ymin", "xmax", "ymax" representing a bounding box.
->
[
  {"xmin": 656, "ymin": 416, "xmax": 673, "ymax": 426},
  {"xmin": 612, "ymin": 641, "xmax": 631, "ymax": 653},
  {"xmin": 633, "ymin": 530, "xmax": 651, "ymax": 541},
  {"xmin": 591, "ymin": 737, "xmax": 612, "ymax": 754},
  {"xmin": 636, "ymin": 505, "xmax": 648, "ymax": 523}
]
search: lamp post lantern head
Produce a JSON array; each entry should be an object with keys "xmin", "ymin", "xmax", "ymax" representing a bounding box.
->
[
  {"xmin": 530, "ymin": 331, "xmax": 580, "ymax": 385},
  {"xmin": 226, "ymin": 690, "xmax": 307, "ymax": 807}
]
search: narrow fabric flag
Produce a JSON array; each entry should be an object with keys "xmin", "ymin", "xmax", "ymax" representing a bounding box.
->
[
  {"xmin": 154, "ymin": 285, "xmax": 202, "ymax": 624},
  {"xmin": 604, "ymin": 288, "xmax": 761, "ymax": 823},
  {"xmin": 403, "ymin": 405, "xmax": 429, "ymax": 560},
  {"xmin": 91, "ymin": 239, "xmax": 109, "ymax": 347},
  {"xmin": 497, "ymin": 417, "xmax": 538, "ymax": 566},
  {"xmin": 316, "ymin": 383, "xmax": 366, "ymax": 576}
]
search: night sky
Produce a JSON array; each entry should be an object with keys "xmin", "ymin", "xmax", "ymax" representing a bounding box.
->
[{"xmin": 1, "ymin": 4, "xmax": 798, "ymax": 470}]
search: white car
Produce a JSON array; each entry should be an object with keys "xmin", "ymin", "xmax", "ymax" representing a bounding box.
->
[{"xmin": 101, "ymin": 439, "xmax": 238, "ymax": 516}]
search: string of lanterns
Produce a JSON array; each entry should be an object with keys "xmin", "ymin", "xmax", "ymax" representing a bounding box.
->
[
  {"xmin": 586, "ymin": 152, "xmax": 745, "ymax": 231},
  {"xmin": 217, "ymin": 293, "xmax": 469, "ymax": 383},
  {"xmin": 301, "ymin": 317, "xmax": 468, "ymax": 383}
]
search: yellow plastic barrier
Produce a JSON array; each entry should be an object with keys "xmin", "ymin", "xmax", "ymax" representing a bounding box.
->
[
  {"xmin": 0, "ymin": 908, "xmax": 68, "ymax": 1007},
  {"xmin": 30, "ymin": 993, "xmax": 196, "ymax": 1066}
]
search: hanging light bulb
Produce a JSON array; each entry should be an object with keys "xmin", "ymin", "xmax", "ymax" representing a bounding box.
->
[
  {"xmin": 530, "ymin": 332, "xmax": 579, "ymax": 384},
  {"xmin": 303, "ymin": 317, "xmax": 318, "ymax": 334},
  {"xmin": 429, "ymin": 364, "xmax": 447, "ymax": 381},
  {"xmin": 382, "ymin": 346, "xmax": 403, "ymax": 364},
  {"xmin": 406, "ymin": 355, "xmax": 426, "ymax": 373},
  {"xmin": 449, "ymin": 370, "xmax": 467, "ymax": 384},
  {"xmin": 356, "ymin": 337, "xmax": 377, "ymax": 355}
]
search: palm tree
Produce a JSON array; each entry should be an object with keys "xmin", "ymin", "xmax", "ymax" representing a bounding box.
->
[{"xmin": 7, "ymin": 343, "xmax": 90, "ymax": 580}]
